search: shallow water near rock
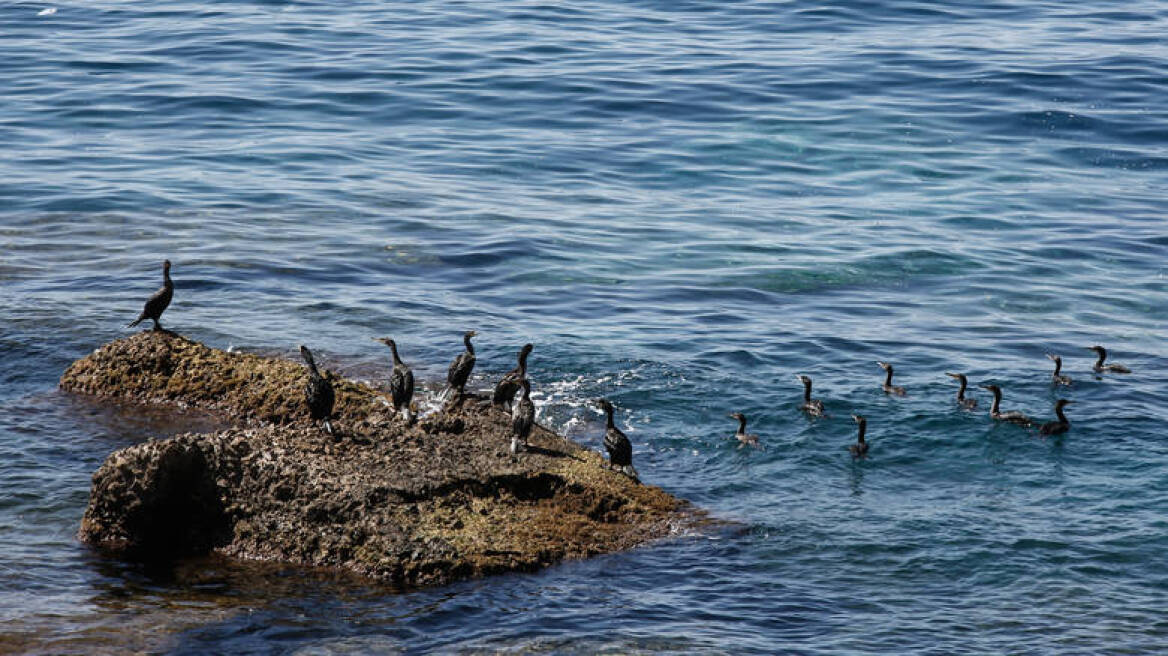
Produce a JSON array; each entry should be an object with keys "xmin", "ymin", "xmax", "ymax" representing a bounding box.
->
[{"xmin": 2, "ymin": 0, "xmax": 1168, "ymax": 653}]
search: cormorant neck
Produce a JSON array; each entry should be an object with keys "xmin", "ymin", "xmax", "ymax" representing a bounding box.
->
[
  {"xmin": 989, "ymin": 389, "xmax": 1001, "ymax": 414},
  {"xmin": 464, "ymin": 334, "xmax": 475, "ymax": 355},
  {"xmin": 955, "ymin": 378, "xmax": 967, "ymax": 400},
  {"xmin": 604, "ymin": 406, "xmax": 614, "ymax": 429},
  {"xmin": 802, "ymin": 379, "xmax": 812, "ymax": 402},
  {"xmin": 737, "ymin": 415, "xmax": 747, "ymax": 434},
  {"xmin": 389, "ymin": 341, "xmax": 402, "ymax": 365},
  {"xmin": 883, "ymin": 367, "xmax": 893, "ymax": 386},
  {"xmin": 1055, "ymin": 404, "xmax": 1069, "ymax": 423},
  {"xmin": 518, "ymin": 348, "xmax": 530, "ymax": 372},
  {"xmin": 1052, "ymin": 358, "xmax": 1062, "ymax": 376},
  {"xmin": 857, "ymin": 420, "xmax": 866, "ymax": 443}
]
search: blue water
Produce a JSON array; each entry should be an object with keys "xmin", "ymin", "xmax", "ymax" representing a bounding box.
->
[{"xmin": 3, "ymin": 0, "xmax": 1168, "ymax": 652}]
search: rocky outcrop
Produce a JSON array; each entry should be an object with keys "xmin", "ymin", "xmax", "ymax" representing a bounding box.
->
[{"xmin": 64, "ymin": 332, "xmax": 695, "ymax": 588}]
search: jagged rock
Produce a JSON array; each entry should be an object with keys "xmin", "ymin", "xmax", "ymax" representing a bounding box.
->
[{"xmin": 65, "ymin": 332, "xmax": 697, "ymax": 588}]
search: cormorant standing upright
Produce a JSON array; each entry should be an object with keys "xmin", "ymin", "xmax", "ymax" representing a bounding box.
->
[
  {"xmin": 127, "ymin": 259, "xmax": 173, "ymax": 331},
  {"xmin": 445, "ymin": 330, "xmax": 478, "ymax": 403},
  {"xmin": 595, "ymin": 399, "xmax": 638, "ymax": 482},
  {"xmin": 299, "ymin": 344, "xmax": 336, "ymax": 435},
  {"xmin": 493, "ymin": 343, "xmax": 533, "ymax": 410},
  {"xmin": 511, "ymin": 378, "xmax": 534, "ymax": 454},
  {"xmin": 374, "ymin": 337, "xmax": 415, "ymax": 422}
]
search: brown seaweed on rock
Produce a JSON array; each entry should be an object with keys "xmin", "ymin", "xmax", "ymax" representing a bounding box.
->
[{"xmin": 64, "ymin": 331, "xmax": 699, "ymax": 589}]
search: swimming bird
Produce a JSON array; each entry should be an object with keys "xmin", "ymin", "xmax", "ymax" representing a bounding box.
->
[
  {"xmin": 127, "ymin": 259, "xmax": 173, "ymax": 331},
  {"xmin": 595, "ymin": 399, "xmax": 638, "ymax": 482},
  {"xmin": 1038, "ymin": 399, "xmax": 1074, "ymax": 436},
  {"xmin": 1088, "ymin": 345, "xmax": 1130, "ymax": 374},
  {"xmin": 849, "ymin": 414, "xmax": 869, "ymax": 458},
  {"xmin": 444, "ymin": 330, "xmax": 477, "ymax": 403},
  {"xmin": 373, "ymin": 337, "xmax": 415, "ymax": 422},
  {"xmin": 945, "ymin": 372, "xmax": 978, "ymax": 410},
  {"xmin": 493, "ymin": 343, "xmax": 533, "ymax": 410},
  {"xmin": 728, "ymin": 412, "xmax": 759, "ymax": 446},
  {"xmin": 795, "ymin": 375, "xmax": 825, "ymax": 417},
  {"xmin": 979, "ymin": 384, "xmax": 1033, "ymax": 426},
  {"xmin": 299, "ymin": 344, "xmax": 335, "ymax": 435},
  {"xmin": 511, "ymin": 378, "xmax": 535, "ymax": 454},
  {"xmin": 1046, "ymin": 354, "xmax": 1072, "ymax": 386},
  {"xmin": 876, "ymin": 361, "xmax": 906, "ymax": 396}
]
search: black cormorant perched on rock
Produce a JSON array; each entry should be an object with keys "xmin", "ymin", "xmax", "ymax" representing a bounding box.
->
[
  {"xmin": 493, "ymin": 343, "xmax": 533, "ymax": 410},
  {"xmin": 1038, "ymin": 399, "xmax": 1074, "ymax": 436},
  {"xmin": 876, "ymin": 361, "xmax": 906, "ymax": 396},
  {"xmin": 849, "ymin": 414, "xmax": 869, "ymax": 458},
  {"xmin": 127, "ymin": 259, "xmax": 173, "ymax": 331},
  {"xmin": 945, "ymin": 372, "xmax": 978, "ymax": 410},
  {"xmin": 374, "ymin": 337, "xmax": 415, "ymax": 421},
  {"xmin": 1088, "ymin": 345, "xmax": 1130, "ymax": 374},
  {"xmin": 979, "ymin": 384, "xmax": 1033, "ymax": 426},
  {"xmin": 728, "ymin": 412, "xmax": 759, "ymax": 446},
  {"xmin": 511, "ymin": 378, "xmax": 534, "ymax": 454},
  {"xmin": 299, "ymin": 344, "xmax": 335, "ymax": 435},
  {"xmin": 595, "ymin": 399, "xmax": 638, "ymax": 482},
  {"xmin": 795, "ymin": 375, "xmax": 825, "ymax": 417},
  {"xmin": 445, "ymin": 330, "xmax": 477, "ymax": 402},
  {"xmin": 1046, "ymin": 354, "xmax": 1072, "ymax": 386}
]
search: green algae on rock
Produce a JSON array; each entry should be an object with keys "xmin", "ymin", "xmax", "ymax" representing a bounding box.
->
[{"xmin": 65, "ymin": 331, "xmax": 697, "ymax": 588}]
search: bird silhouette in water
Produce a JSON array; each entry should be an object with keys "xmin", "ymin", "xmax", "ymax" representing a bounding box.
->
[
  {"xmin": 795, "ymin": 375, "xmax": 826, "ymax": 417},
  {"xmin": 1087, "ymin": 345, "xmax": 1130, "ymax": 374},
  {"xmin": 849, "ymin": 414, "xmax": 869, "ymax": 458},
  {"xmin": 945, "ymin": 372, "xmax": 978, "ymax": 410},
  {"xmin": 127, "ymin": 259, "xmax": 173, "ymax": 331},
  {"xmin": 876, "ymin": 361, "xmax": 906, "ymax": 396},
  {"xmin": 1038, "ymin": 399, "xmax": 1075, "ymax": 436},
  {"xmin": 1046, "ymin": 354, "xmax": 1072, "ymax": 386},
  {"xmin": 728, "ymin": 412, "xmax": 759, "ymax": 447}
]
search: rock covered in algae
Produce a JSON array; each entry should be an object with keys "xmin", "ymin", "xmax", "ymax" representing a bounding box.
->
[{"xmin": 65, "ymin": 331, "xmax": 695, "ymax": 588}]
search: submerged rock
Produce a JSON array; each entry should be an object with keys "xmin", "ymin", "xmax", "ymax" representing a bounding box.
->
[{"xmin": 64, "ymin": 332, "xmax": 695, "ymax": 588}]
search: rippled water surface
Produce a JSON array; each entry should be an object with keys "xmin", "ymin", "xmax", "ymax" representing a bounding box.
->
[{"xmin": 3, "ymin": 0, "xmax": 1168, "ymax": 653}]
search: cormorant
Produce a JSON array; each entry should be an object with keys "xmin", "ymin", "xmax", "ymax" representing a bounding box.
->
[
  {"xmin": 979, "ymin": 384, "xmax": 1032, "ymax": 426},
  {"xmin": 493, "ymin": 343, "xmax": 533, "ymax": 410},
  {"xmin": 373, "ymin": 337, "xmax": 415, "ymax": 421},
  {"xmin": 728, "ymin": 412, "xmax": 759, "ymax": 446},
  {"xmin": 127, "ymin": 259, "xmax": 173, "ymax": 331},
  {"xmin": 795, "ymin": 375, "xmax": 825, "ymax": 417},
  {"xmin": 299, "ymin": 344, "xmax": 335, "ymax": 435},
  {"xmin": 511, "ymin": 378, "xmax": 534, "ymax": 454},
  {"xmin": 1038, "ymin": 399, "xmax": 1074, "ymax": 436},
  {"xmin": 1088, "ymin": 345, "xmax": 1130, "ymax": 374},
  {"xmin": 876, "ymin": 361, "xmax": 906, "ymax": 396},
  {"xmin": 945, "ymin": 372, "xmax": 978, "ymax": 410},
  {"xmin": 595, "ymin": 399, "xmax": 638, "ymax": 482},
  {"xmin": 849, "ymin": 414, "xmax": 869, "ymax": 458},
  {"xmin": 1046, "ymin": 354, "xmax": 1072, "ymax": 386},
  {"xmin": 445, "ymin": 330, "xmax": 477, "ymax": 403}
]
